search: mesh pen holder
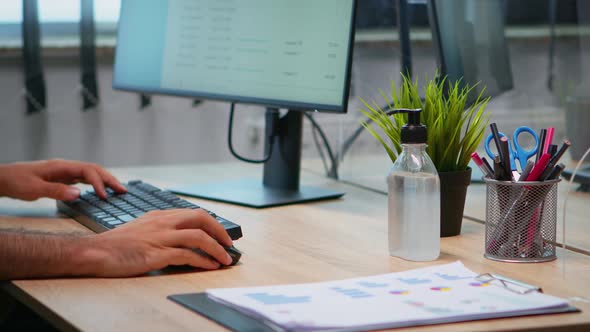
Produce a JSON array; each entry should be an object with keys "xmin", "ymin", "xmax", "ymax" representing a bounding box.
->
[{"xmin": 484, "ymin": 178, "xmax": 560, "ymax": 263}]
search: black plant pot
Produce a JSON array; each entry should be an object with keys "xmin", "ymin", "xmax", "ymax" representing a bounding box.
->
[{"xmin": 439, "ymin": 167, "xmax": 472, "ymax": 237}]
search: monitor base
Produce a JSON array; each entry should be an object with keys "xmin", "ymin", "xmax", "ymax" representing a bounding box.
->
[
  {"xmin": 169, "ymin": 179, "xmax": 344, "ymax": 208},
  {"xmin": 561, "ymin": 166, "xmax": 590, "ymax": 193}
]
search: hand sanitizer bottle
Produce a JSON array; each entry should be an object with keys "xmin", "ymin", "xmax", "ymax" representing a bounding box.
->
[{"xmin": 387, "ymin": 109, "xmax": 440, "ymax": 261}]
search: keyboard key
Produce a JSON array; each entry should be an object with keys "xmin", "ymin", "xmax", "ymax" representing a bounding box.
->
[
  {"xmin": 137, "ymin": 183, "xmax": 161, "ymax": 193},
  {"xmin": 118, "ymin": 214, "xmax": 135, "ymax": 222},
  {"xmin": 154, "ymin": 191, "xmax": 181, "ymax": 202},
  {"xmin": 175, "ymin": 201, "xmax": 199, "ymax": 209},
  {"xmin": 216, "ymin": 216, "xmax": 230, "ymax": 224},
  {"xmin": 108, "ymin": 219, "xmax": 123, "ymax": 226}
]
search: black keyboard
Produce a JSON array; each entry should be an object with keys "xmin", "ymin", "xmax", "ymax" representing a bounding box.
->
[{"xmin": 57, "ymin": 180, "xmax": 243, "ymax": 240}]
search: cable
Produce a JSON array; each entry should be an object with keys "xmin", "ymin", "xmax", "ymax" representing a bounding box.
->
[
  {"xmin": 334, "ymin": 107, "xmax": 398, "ymax": 172},
  {"xmin": 304, "ymin": 107, "xmax": 400, "ymax": 179},
  {"xmin": 310, "ymin": 116, "xmax": 330, "ymax": 176},
  {"xmin": 304, "ymin": 112, "xmax": 339, "ymax": 179},
  {"xmin": 227, "ymin": 102, "xmax": 276, "ymax": 164},
  {"xmin": 561, "ymin": 145, "xmax": 590, "ymax": 276}
]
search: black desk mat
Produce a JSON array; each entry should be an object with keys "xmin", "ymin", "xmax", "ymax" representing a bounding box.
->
[{"xmin": 169, "ymin": 293, "xmax": 278, "ymax": 332}]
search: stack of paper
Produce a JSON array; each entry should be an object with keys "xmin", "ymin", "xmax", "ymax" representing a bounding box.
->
[{"xmin": 206, "ymin": 262, "xmax": 571, "ymax": 331}]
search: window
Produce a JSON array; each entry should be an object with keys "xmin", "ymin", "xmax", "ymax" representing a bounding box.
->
[
  {"xmin": 0, "ymin": 0, "xmax": 120, "ymax": 46},
  {"xmin": 0, "ymin": 0, "xmax": 119, "ymax": 23},
  {"xmin": 0, "ymin": 1, "xmax": 21, "ymax": 23}
]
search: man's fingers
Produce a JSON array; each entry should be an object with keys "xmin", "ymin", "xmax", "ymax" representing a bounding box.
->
[
  {"xmin": 165, "ymin": 209, "xmax": 233, "ymax": 247},
  {"xmin": 94, "ymin": 166, "xmax": 127, "ymax": 194},
  {"xmin": 42, "ymin": 160, "xmax": 126, "ymax": 197},
  {"xmin": 38, "ymin": 182, "xmax": 81, "ymax": 201},
  {"xmin": 162, "ymin": 229, "xmax": 232, "ymax": 265},
  {"xmin": 81, "ymin": 168, "xmax": 107, "ymax": 199},
  {"xmin": 161, "ymin": 248, "xmax": 221, "ymax": 270}
]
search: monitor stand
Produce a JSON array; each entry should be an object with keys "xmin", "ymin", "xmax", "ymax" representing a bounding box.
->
[
  {"xmin": 170, "ymin": 110, "xmax": 345, "ymax": 208},
  {"xmin": 561, "ymin": 166, "xmax": 590, "ymax": 193}
]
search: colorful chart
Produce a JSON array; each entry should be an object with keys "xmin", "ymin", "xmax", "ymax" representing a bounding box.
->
[
  {"xmin": 330, "ymin": 287, "xmax": 373, "ymax": 299},
  {"xmin": 424, "ymin": 306, "xmax": 459, "ymax": 314},
  {"xmin": 470, "ymin": 282, "xmax": 491, "ymax": 287},
  {"xmin": 389, "ymin": 290, "xmax": 410, "ymax": 295},
  {"xmin": 246, "ymin": 293, "xmax": 311, "ymax": 305},
  {"xmin": 358, "ymin": 281, "xmax": 388, "ymax": 288},
  {"xmin": 430, "ymin": 287, "xmax": 452, "ymax": 292},
  {"xmin": 435, "ymin": 273, "xmax": 472, "ymax": 281},
  {"xmin": 406, "ymin": 301, "xmax": 461, "ymax": 315},
  {"xmin": 398, "ymin": 278, "xmax": 431, "ymax": 285},
  {"xmin": 406, "ymin": 300, "xmax": 424, "ymax": 307}
]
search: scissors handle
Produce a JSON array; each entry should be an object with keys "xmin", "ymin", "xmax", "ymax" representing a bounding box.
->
[
  {"xmin": 512, "ymin": 126, "xmax": 540, "ymax": 170},
  {"xmin": 485, "ymin": 132, "xmax": 516, "ymax": 171}
]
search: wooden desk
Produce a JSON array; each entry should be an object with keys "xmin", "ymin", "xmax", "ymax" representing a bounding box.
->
[
  {"xmin": 2, "ymin": 163, "xmax": 590, "ymax": 332},
  {"xmin": 335, "ymin": 154, "xmax": 590, "ymax": 255}
]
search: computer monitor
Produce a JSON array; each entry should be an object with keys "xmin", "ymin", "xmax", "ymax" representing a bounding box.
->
[{"xmin": 113, "ymin": 0, "xmax": 357, "ymax": 208}]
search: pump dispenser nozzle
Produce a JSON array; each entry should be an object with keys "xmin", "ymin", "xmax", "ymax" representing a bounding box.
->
[{"xmin": 386, "ymin": 108, "xmax": 427, "ymax": 144}]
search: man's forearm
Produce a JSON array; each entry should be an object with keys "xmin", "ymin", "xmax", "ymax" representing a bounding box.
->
[{"xmin": 0, "ymin": 232, "xmax": 100, "ymax": 280}]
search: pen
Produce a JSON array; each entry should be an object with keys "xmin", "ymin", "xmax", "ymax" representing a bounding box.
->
[
  {"xmin": 521, "ymin": 162, "xmax": 566, "ymax": 257},
  {"xmin": 494, "ymin": 155, "xmax": 504, "ymax": 181},
  {"xmin": 549, "ymin": 139, "xmax": 571, "ymax": 165},
  {"xmin": 526, "ymin": 153, "xmax": 551, "ymax": 181},
  {"xmin": 471, "ymin": 152, "xmax": 493, "ymax": 178},
  {"xmin": 519, "ymin": 160, "xmax": 534, "ymax": 182},
  {"xmin": 538, "ymin": 140, "xmax": 571, "ymax": 180},
  {"xmin": 543, "ymin": 127, "xmax": 555, "ymax": 154},
  {"xmin": 482, "ymin": 157, "xmax": 495, "ymax": 178},
  {"xmin": 499, "ymin": 136, "xmax": 513, "ymax": 180},
  {"xmin": 536, "ymin": 129, "xmax": 546, "ymax": 163},
  {"xmin": 522, "ymin": 164, "xmax": 565, "ymax": 256},
  {"xmin": 548, "ymin": 144, "xmax": 557, "ymax": 158},
  {"xmin": 490, "ymin": 123, "xmax": 505, "ymax": 169},
  {"xmin": 544, "ymin": 163, "xmax": 566, "ymax": 181}
]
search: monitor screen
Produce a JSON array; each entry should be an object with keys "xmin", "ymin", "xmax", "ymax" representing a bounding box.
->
[{"xmin": 113, "ymin": 0, "xmax": 356, "ymax": 112}]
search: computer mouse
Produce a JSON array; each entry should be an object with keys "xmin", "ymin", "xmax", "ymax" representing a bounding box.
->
[
  {"xmin": 225, "ymin": 245, "xmax": 242, "ymax": 266},
  {"xmin": 192, "ymin": 245, "xmax": 242, "ymax": 266}
]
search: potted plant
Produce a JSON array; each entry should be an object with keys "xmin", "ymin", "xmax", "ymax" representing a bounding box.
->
[{"xmin": 360, "ymin": 74, "xmax": 490, "ymax": 237}]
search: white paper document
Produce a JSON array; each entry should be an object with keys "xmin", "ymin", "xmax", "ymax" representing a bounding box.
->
[{"xmin": 206, "ymin": 262, "xmax": 570, "ymax": 331}]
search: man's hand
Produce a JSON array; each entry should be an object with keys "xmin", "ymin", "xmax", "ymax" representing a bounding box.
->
[
  {"xmin": 79, "ymin": 209, "xmax": 234, "ymax": 276},
  {"xmin": 0, "ymin": 159, "xmax": 127, "ymax": 201},
  {"xmin": 0, "ymin": 209, "xmax": 234, "ymax": 280}
]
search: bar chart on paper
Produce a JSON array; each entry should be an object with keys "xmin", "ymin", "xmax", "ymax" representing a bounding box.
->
[
  {"xmin": 246, "ymin": 293, "xmax": 311, "ymax": 305},
  {"xmin": 205, "ymin": 262, "xmax": 574, "ymax": 331}
]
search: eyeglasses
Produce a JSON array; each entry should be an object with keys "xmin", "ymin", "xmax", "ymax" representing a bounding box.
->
[{"xmin": 476, "ymin": 273, "xmax": 542, "ymax": 295}]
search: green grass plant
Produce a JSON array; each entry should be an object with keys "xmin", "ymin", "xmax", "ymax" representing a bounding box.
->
[{"xmin": 359, "ymin": 74, "xmax": 491, "ymax": 172}]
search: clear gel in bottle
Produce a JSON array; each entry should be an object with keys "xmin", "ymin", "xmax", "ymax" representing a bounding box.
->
[{"xmin": 387, "ymin": 109, "xmax": 440, "ymax": 261}]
